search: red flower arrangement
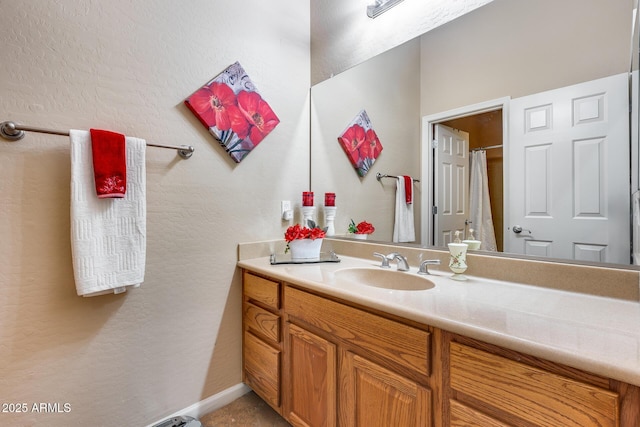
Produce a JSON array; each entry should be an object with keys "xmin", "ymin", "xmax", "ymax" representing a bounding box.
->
[
  {"xmin": 348, "ymin": 219, "xmax": 375, "ymax": 235},
  {"xmin": 285, "ymin": 220, "xmax": 327, "ymax": 253}
]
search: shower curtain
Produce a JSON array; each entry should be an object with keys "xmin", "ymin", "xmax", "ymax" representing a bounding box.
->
[
  {"xmin": 469, "ymin": 150, "xmax": 497, "ymax": 251},
  {"xmin": 633, "ymin": 191, "xmax": 640, "ymax": 265}
]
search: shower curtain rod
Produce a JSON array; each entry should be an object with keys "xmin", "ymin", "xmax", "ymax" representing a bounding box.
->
[
  {"xmin": 471, "ymin": 144, "xmax": 503, "ymax": 152},
  {"xmin": 0, "ymin": 121, "xmax": 194, "ymax": 159}
]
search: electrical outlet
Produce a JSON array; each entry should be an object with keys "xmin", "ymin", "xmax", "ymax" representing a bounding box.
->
[{"xmin": 281, "ymin": 200, "xmax": 292, "ymax": 220}]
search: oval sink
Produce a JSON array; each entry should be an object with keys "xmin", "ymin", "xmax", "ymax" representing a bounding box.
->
[{"xmin": 335, "ymin": 268, "xmax": 435, "ymax": 291}]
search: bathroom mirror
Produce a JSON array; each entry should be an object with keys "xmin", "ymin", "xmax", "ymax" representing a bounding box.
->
[{"xmin": 310, "ymin": 0, "xmax": 640, "ymax": 267}]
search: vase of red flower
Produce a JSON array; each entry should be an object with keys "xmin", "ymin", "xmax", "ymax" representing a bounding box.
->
[
  {"xmin": 285, "ymin": 220, "xmax": 327, "ymax": 260},
  {"xmin": 348, "ymin": 219, "xmax": 375, "ymax": 240}
]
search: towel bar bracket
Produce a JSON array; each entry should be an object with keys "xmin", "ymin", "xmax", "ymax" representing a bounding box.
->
[{"xmin": 0, "ymin": 121, "xmax": 25, "ymax": 141}]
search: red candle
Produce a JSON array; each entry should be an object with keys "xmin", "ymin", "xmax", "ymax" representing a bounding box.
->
[
  {"xmin": 302, "ymin": 191, "xmax": 314, "ymax": 206},
  {"xmin": 325, "ymin": 192, "xmax": 336, "ymax": 206}
]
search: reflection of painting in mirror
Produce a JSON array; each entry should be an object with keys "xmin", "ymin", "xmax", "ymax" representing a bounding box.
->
[
  {"xmin": 337, "ymin": 109, "xmax": 383, "ymax": 177},
  {"xmin": 311, "ymin": 0, "xmax": 636, "ymax": 267}
]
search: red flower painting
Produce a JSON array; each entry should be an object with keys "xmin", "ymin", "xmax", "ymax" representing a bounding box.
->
[
  {"xmin": 237, "ymin": 90, "xmax": 280, "ymax": 144},
  {"xmin": 339, "ymin": 123, "xmax": 366, "ymax": 166},
  {"xmin": 337, "ymin": 110, "xmax": 383, "ymax": 177},
  {"xmin": 184, "ymin": 62, "xmax": 280, "ymax": 163}
]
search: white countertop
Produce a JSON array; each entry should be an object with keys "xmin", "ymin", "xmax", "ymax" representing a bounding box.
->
[{"xmin": 238, "ymin": 254, "xmax": 640, "ymax": 387}]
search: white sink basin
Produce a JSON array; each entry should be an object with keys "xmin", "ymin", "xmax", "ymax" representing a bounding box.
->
[{"xmin": 335, "ymin": 267, "xmax": 436, "ymax": 291}]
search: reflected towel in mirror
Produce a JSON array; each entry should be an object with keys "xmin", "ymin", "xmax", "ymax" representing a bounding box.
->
[{"xmin": 393, "ymin": 176, "xmax": 415, "ymax": 243}]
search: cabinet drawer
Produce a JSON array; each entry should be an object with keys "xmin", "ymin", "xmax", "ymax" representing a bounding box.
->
[
  {"xmin": 243, "ymin": 331, "xmax": 280, "ymax": 409},
  {"xmin": 450, "ymin": 400, "xmax": 510, "ymax": 427},
  {"xmin": 244, "ymin": 272, "xmax": 280, "ymax": 310},
  {"xmin": 449, "ymin": 342, "xmax": 620, "ymax": 427},
  {"xmin": 244, "ymin": 302, "xmax": 280, "ymax": 344},
  {"xmin": 285, "ymin": 286, "xmax": 430, "ymax": 377}
]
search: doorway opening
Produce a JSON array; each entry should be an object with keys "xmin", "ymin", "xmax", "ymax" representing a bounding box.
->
[
  {"xmin": 440, "ymin": 110, "xmax": 504, "ymax": 251},
  {"xmin": 420, "ymin": 97, "xmax": 509, "ymax": 250}
]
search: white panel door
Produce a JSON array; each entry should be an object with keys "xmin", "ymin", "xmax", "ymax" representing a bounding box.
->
[
  {"xmin": 434, "ymin": 124, "xmax": 469, "ymax": 245},
  {"xmin": 507, "ymin": 73, "xmax": 629, "ymax": 263}
]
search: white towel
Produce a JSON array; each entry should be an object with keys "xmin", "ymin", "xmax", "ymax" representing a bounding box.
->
[
  {"xmin": 70, "ymin": 130, "xmax": 146, "ymax": 297},
  {"xmin": 393, "ymin": 176, "xmax": 415, "ymax": 243}
]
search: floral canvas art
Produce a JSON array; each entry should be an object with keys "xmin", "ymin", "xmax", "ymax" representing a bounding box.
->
[
  {"xmin": 337, "ymin": 109, "xmax": 383, "ymax": 177},
  {"xmin": 184, "ymin": 61, "xmax": 280, "ymax": 163}
]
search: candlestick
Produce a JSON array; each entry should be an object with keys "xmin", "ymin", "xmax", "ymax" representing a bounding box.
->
[
  {"xmin": 301, "ymin": 206, "xmax": 315, "ymax": 225},
  {"xmin": 324, "ymin": 206, "xmax": 336, "ymax": 236}
]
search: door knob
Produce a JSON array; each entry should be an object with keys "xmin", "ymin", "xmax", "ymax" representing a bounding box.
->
[{"xmin": 512, "ymin": 225, "xmax": 531, "ymax": 234}]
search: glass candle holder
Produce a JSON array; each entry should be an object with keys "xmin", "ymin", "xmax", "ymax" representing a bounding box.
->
[
  {"xmin": 324, "ymin": 192, "xmax": 336, "ymax": 207},
  {"xmin": 303, "ymin": 191, "xmax": 314, "ymax": 207}
]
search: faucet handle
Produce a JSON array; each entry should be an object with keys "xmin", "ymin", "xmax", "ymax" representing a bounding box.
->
[
  {"xmin": 418, "ymin": 259, "xmax": 441, "ymax": 275},
  {"xmin": 373, "ymin": 252, "xmax": 391, "ymax": 268}
]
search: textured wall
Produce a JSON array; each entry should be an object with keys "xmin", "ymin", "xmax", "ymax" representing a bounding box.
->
[{"xmin": 0, "ymin": 1, "xmax": 309, "ymax": 426}]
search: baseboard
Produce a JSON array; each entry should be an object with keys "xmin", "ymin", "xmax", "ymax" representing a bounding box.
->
[{"xmin": 146, "ymin": 383, "xmax": 251, "ymax": 427}]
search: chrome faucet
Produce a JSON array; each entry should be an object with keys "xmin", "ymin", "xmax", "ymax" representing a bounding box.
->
[
  {"xmin": 386, "ymin": 252, "xmax": 410, "ymax": 271},
  {"xmin": 418, "ymin": 259, "xmax": 441, "ymax": 275}
]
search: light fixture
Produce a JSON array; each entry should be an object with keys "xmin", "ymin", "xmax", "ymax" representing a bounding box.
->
[{"xmin": 367, "ymin": 0, "xmax": 405, "ymax": 18}]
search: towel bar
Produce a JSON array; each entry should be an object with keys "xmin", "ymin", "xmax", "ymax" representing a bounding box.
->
[
  {"xmin": 0, "ymin": 121, "xmax": 194, "ymax": 159},
  {"xmin": 376, "ymin": 172, "xmax": 420, "ymax": 183}
]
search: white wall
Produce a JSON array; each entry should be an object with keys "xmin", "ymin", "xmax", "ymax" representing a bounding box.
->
[{"xmin": 0, "ymin": 1, "xmax": 309, "ymax": 426}]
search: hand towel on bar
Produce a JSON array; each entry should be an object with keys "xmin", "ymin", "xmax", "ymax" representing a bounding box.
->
[
  {"xmin": 393, "ymin": 176, "xmax": 415, "ymax": 243},
  {"xmin": 70, "ymin": 129, "xmax": 146, "ymax": 297},
  {"xmin": 90, "ymin": 128, "xmax": 126, "ymax": 198},
  {"xmin": 403, "ymin": 175, "xmax": 413, "ymax": 204}
]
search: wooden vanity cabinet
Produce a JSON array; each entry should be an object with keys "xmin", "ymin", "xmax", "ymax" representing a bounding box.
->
[
  {"xmin": 241, "ymin": 269, "xmax": 640, "ymax": 427},
  {"xmin": 242, "ymin": 271, "xmax": 283, "ymax": 413}
]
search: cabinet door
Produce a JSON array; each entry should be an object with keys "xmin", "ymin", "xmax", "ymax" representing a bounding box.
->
[
  {"xmin": 243, "ymin": 331, "xmax": 281, "ymax": 408},
  {"xmin": 285, "ymin": 323, "xmax": 337, "ymax": 427},
  {"xmin": 341, "ymin": 350, "xmax": 432, "ymax": 427}
]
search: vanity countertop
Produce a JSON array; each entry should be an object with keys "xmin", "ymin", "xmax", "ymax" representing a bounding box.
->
[{"xmin": 238, "ymin": 254, "xmax": 640, "ymax": 387}]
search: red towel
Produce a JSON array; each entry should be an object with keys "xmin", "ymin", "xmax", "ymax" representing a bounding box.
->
[
  {"xmin": 404, "ymin": 176, "xmax": 413, "ymax": 204},
  {"xmin": 90, "ymin": 129, "xmax": 126, "ymax": 198}
]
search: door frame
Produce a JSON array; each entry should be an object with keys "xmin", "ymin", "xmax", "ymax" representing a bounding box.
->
[{"xmin": 421, "ymin": 97, "xmax": 510, "ymax": 247}]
